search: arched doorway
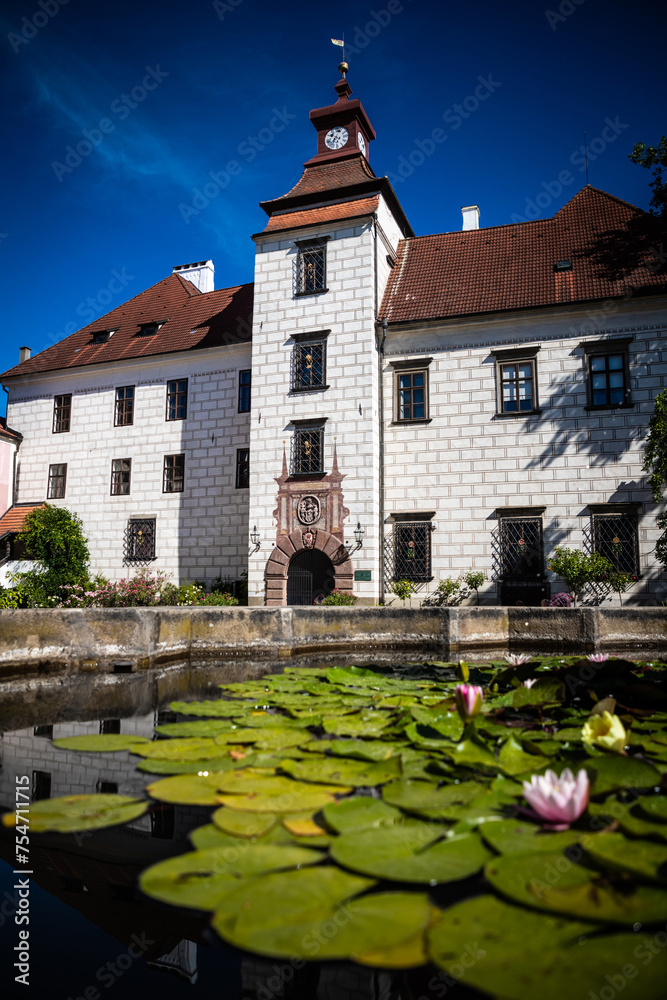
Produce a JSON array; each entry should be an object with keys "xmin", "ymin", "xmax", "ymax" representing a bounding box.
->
[{"xmin": 286, "ymin": 550, "xmax": 335, "ymax": 606}]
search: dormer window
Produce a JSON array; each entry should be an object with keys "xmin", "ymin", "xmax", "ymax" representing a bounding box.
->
[
  {"xmin": 91, "ymin": 329, "xmax": 115, "ymax": 344},
  {"xmin": 137, "ymin": 321, "xmax": 164, "ymax": 336},
  {"xmin": 554, "ymin": 260, "xmax": 572, "ymax": 271}
]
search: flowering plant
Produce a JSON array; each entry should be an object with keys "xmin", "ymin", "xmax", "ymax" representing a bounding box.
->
[
  {"xmin": 454, "ymin": 684, "xmax": 484, "ymax": 722},
  {"xmin": 522, "ymin": 768, "xmax": 589, "ymax": 830},
  {"xmin": 582, "ymin": 711, "xmax": 627, "ymax": 753}
]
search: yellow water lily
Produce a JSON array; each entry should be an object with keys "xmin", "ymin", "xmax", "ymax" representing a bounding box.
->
[{"xmin": 581, "ymin": 711, "xmax": 627, "ymax": 753}]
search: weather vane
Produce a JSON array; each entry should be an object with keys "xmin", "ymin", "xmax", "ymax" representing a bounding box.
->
[{"xmin": 331, "ymin": 37, "xmax": 348, "ymax": 77}]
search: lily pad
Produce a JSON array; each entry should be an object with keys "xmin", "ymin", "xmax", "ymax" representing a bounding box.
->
[
  {"xmin": 481, "ymin": 819, "xmax": 585, "ymax": 855},
  {"xmin": 131, "ymin": 737, "xmax": 229, "ymax": 761},
  {"xmin": 620, "ymin": 805, "xmax": 667, "ymax": 842},
  {"xmin": 324, "ymin": 739, "xmax": 403, "ymax": 762},
  {"xmin": 170, "ymin": 699, "xmax": 249, "ymax": 717},
  {"xmin": 485, "ymin": 848, "xmax": 667, "ymax": 924},
  {"xmin": 280, "ymin": 756, "xmax": 401, "ymax": 787},
  {"xmin": 441, "ymin": 738, "xmax": 499, "ymax": 772},
  {"xmin": 428, "ymin": 894, "xmax": 666, "ymax": 1000},
  {"xmin": 282, "ymin": 812, "xmax": 328, "ymax": 837},
  {"xmin": 498, "ymin": 736, "xmax": 547, "ymax": 777},
  {"xmin": 154, "ymin": 720, "xmax": 236, "ymax": 738},
  {"xmin": 135, "ymin": 757, "xmax": 238, "ymax": 775},
  {"xmin": 382, "ymin": 779, "xmax": 481, "ymax": 817},
  {"xmin": 512, "ymin": 677, "xmax": 565, "ymax": 708},
  {"xmin": 584, "ymin": 831, "xmax": 667, "ymax": 884},
  {"xmin": 322, "ymin": 714, "xmax": 392, "ymax": 737},
  {"xmin": 140, "ymin": 843, "xmax": 323, "ymax": 910},
  {"xmin": 584, "ymin": 755, "xmax": 661, "ymax": 796},
  {"xmin": 2, "ymin": 794, "xmax": 148, "ymax": 833},
  {"xmin": 147, "ymin": 772, "xmax": 231, "ymax": 806},
  {"xmin": 637, "ymin": 796, "xmax": 667, "ymax": 823},
  {"xmin": 52, "ymin": 734, "xmax": 150, "ymax": 752},
  {"xmin": 323, "ymin": 797, "xmax": 403, "ymax": 834},
  {"xmin": 212, "ymin": 867, "xmax": 430, "ymax": 960},
  {"xmin": 214, "ymin": 771, "xmax": 348, "ymax": 813},
  {"xmin": 212, "ymin": 808, "xmax": 277, "ymax": 838},
  {"xmin": 330, "ymin": 824, "xmax": 492, "ymax": 883}
]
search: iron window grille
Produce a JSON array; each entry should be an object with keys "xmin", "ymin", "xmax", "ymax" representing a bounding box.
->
[
  {"xmin": 238, "ymin": 370, "xmax": 251, "ymax": 412},
  {"xmin": 498, "ymin": 516, "xmax": 544, "ymax": 580},
  {"xmin": 291, "ymin": 427, "xmax": 324, "ymax": 475},
  {"xmin": 126, "ymin": 518, "xmax": 156, "ymax": 562},
  {"xmin": 53, "ymin": 394, "xmax": 71, "ymax": 433},
  {"xmin": 592, "ymin": 512, "xmax": 639, "ymax": 576},
  {"xmin": 114, "ymin": 385, "xmax": 134, "ymax": 426},
  {"xmin": 111, "ymin": 458, "xmax": 131, "ymax": 495},
  {"xmin": 163, "ymin": 454, "xmax": 185, "ymax": 493},
  {"xmin": 292, "ymin": 341, "xmax": 326, "ymax": 390},
  {"xmin": 296, "ymin": 244, "xmax": 326, "ymax": 295},
  {"xmin": 499, "ymin": 360, "xmax": 536, "ymax": 413},
  {"xmin": 236, "ymin": 448, "xmax": 250, "ymax": 489},
  {"xmin": 392, "ymin": 521, "xmax": 433, "ymax": 582},
  {"xmin": 47, "ymin": 463, "xmax": 67, "ymax": 499},
  {"xmin": 166, "ymin": 379, "xmax": 187, "ymax": 421}
]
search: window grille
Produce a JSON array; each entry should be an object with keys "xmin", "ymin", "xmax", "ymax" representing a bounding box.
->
[
  {"xmin": 296, "ymin": 245, "xmax": 326, "ymax": 295},
  {"xmin": 392, "ymin": 522, "xmax": 432, "ymax": 582},
  {"xmin": 163, "ymin": 454, "xmax": 185, "ymax": 493},
  {"xmin": 47, "ymin": 463, "xmax": 67, "ymax": 499},
  {"xmin": 114, "ymin": 386, "xmax": 134, "ymax": 426},
  {"xmin": 397, "ymin": 370, "xmax": 426, "ymax": 420},
  {"xmin": 593, "ymin": 512, "xmax": 639, "ymax": 576},
  {"xmin": 499, "ymin": 360, "xmax": 535, "ymax": 413},
  {"xmin": 111, "ymin": 458, "xmax": 131, "ymax": 495},
  {"xmin": 292, "ymin": 341, "xmax": 326, "ymax": 390},
  {"xmin": 238, "ymin": 370, "xmax": 251, "ymax": 412},
  {"xmin": 53, "ymin": 394, "xmax": 71, "ymax": 433},
  {"xmin": 126, "ymin": 518, "xmax": 156, "ymax": 562},
  {"xmin": 166, "ymin": 379, "xmax": 187, "ymax": 420},
  {"xmin": 236, "ymin": 448, "xmax": 250, "ymax": 489},
  {"xmin": 589, "ymin": 353, "xmax": 626, "ymax": 407},
  {"xmin": 292, "ymin": 427, "xmax": 324, "ymax": 475},
  {"xmin": 499, "ymin": 517, "xmax": 543, "ymax": 580}
]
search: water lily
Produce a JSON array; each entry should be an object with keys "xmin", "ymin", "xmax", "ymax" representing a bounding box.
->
[
  {"xmin": 454, "ymin": 684, "xmax": 484, "ymax": 721},
  {"xmin": 582, "ymin": 711, "xmax": 627, "ymax": 753},
  {"xmin": 585, "ymin": 653, "xmax": 609, "ymax": 663},
  {"xmin": 522, "ymin": 768, "xmax": 589, "ymax": 829},
  {"xmin": 522, "ymin": 678, "xmax": 537, "ymax": 688},
  {"xmin": 504, "ymin": 654, "xmax": 532, "ymax": 666}
]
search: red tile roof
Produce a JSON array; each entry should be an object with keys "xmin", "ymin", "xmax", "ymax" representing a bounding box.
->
[
  {"xmin": 380, "ymin": 186, "xmax": 667, "ymax": 324},
  {"xmin": 0, "ymin": 504, "xmax": 45, "ymax": 538},
  {"xmin": 1, "ymin": 274, "xmax": 254, "ymax": 379},
  {"xmin": 0, "ymin": 418, "xmax": 21, "ymax": 442},
  {"xmin": 268, "ymin": 154, "xmax": 378, "ymax": 204},
  {"xmin": 262, "ymin": 196, "xmax": 380, "ymax": 233}
]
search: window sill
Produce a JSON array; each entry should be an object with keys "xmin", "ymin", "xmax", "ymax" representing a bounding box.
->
[
  {"xmin": 584, "ymin": 403, "xmax": 634, "ymax": 411},
  {"xmin": 287, "ymin": 472, "xmax": 326, "ymax": 482},
  {"xmin": 391, "ymin": 418, "xmax": 432, "ymax": 426},
  {"xmin": 289, "ymin": 385, "xmax": 330, "ymax": 395},
  {"xmin": 294, "ymin": 289, "xmax": 329, "ymax": 298},
  {"xmin": 493, "ymin": 409, "xmax": 542, "ymax": 419}
]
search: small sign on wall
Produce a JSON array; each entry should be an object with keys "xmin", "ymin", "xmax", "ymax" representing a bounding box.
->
[{"xmin": 354, "ymin": 570, "xmax": 371, "ymax": 581}]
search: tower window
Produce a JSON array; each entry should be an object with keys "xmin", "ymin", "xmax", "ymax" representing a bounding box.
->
[
  {"xmin": 295, "ymin": 240, "xmax": 327, "ymax": 296},
  {"xmin": 292, "ymin": 427, "xmax": 324, "ymax": 475},
  {"xmin": 238, "ymin": 370, "xmax": 251, "ymax": 412},
  {"xmin": 292, "ymin": 341, "xmax": 326, "ymax": 390}
]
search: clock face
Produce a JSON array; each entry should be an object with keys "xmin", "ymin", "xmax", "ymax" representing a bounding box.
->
[
  {"xmin": 358, "ymin": 132, "xmax": 366, "ymax": 156},
  {"xmin": 325, "ymin": 126, "xmax": 348, "ymax": 150}
]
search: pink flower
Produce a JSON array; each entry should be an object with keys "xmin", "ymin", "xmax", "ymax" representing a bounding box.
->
[
  {"xmin": 454, "ymin": 684, "xmax": 484, "ymax": 721},
  {"xmin": 504, "ymin": 654, "xmax": 532, "ymax": 666},
  {"xmin": 586, "ymin": 653, "xmax": 609, "ymax": 663},
  {"xmin": 522, "ymin": 768, "xmax": 589, "ymax": 830},
  {"xmin": 522, "ymin": 678, "xmax": 538, "ymax": 688}
]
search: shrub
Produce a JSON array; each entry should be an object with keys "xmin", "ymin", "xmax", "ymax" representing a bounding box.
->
[
  {"xmin": 195, "ymin": 591, "xmax": 239, "ymax": 606},
  {"xmin": 0, "ymin": 586, "xmax": 22, "ymax": 609},
  {"xmin": 319, "ymin": 589, "xmax": 357, "ymax": 606},
  {"xmin": 14, "ymin": 504, "xmax": 90, "ymax": 605},
  {"xmin": 548, "ymin": 547, "xmax": 632, "ymax": 606},
  {"xmin": 464, "ymin": 570, "xmax": 485, "ymax": 603},
  {"xmin": 437, "ymin": 577, "xmax": 463, "ymax": 605},
  {"xmin": 391, "ymin": 580, "xmax": 415, "ymax": 604},
  {"xmin": 58, "ymin": 568, "xmax": 178, "ymax": 608}
]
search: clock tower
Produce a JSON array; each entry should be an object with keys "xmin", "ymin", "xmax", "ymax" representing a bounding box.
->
[{"xmin": 306, "ymin": 62, "xmax": 376, "ymax": 164}]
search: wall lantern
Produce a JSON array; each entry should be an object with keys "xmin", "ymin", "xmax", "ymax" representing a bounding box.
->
[
  {"xmin": 250, "ymin": 525, "xmax": 261, "ymax": 549},
  {"xmin": 353, "ymin": 522, "xmax": 365, "ymax": 547}
]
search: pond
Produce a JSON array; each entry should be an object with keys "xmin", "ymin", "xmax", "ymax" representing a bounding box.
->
[{"xmin": 1, "ymin": 653, "xmax": 666, "ymax": 1000}]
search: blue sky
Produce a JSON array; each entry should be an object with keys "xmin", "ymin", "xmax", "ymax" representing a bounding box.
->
[{"xmin": 0, "ymin": 0, "xmax": 664, "ymax": 415}]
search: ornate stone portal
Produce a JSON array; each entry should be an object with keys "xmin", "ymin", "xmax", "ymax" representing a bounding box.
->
[{"xmin": 265, "ymin": 443, "xmax": 353, "ymax": 605}]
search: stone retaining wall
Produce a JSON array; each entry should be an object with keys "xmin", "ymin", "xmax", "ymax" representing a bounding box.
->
[{"xmin": 0, "ymin": 606, "xmax": 665, "ymax": 681}]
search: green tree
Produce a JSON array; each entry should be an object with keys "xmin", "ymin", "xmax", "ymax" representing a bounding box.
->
[
  {"xmin": 15, "ymin": 505, "xmax": 90, "ymax": 605},
  {"xmin": 548, "ymin": 547, "xmax": 617, "ymax": 606},
  {"xmin": 629, "ymin": 137, "xmax": 667, "ymax": 219},
  {"xmin": 642, "ymin": 386, "xmax": 667, "ymax": 568}
]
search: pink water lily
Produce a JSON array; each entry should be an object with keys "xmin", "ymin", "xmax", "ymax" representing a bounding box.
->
[
  {"xmin": 504, "ymin": 654, "xmax": 532, "ymax": 666},
  {"xmin": 586, "ymin": 653, "xmax": 610, "ymax": 663},
  {"xmin": 454, "ymin": 683, "xmax": 484, "ymax": 721},
  {"xmin": 522, "ymin": 678, "xmax": 538, "ymax": 688},
  {"xmin": 522, "ymin": 768, "xmax": 589, "ymax": 830}
]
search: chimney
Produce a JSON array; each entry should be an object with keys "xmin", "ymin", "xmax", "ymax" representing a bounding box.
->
[
  {"xmin": 461, "ymin": 205, "xmax": 480, "ymax": 231},
  {"xmin": 19, "ymin": 346, "xmax": 31, "ymax": 363},
  {"xmin": 172, "ymin": 260, "xmax": 214, "ymax": 293}
]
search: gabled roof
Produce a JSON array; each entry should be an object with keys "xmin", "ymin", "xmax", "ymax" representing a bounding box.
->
[
  {"xmin": 0, "ymin": 504, "xmax": 45, "ymax": 539},
  {"xmin": 0, "ymin": 417, "xmax": 22, "ymax": 442},
  {"xmin": 1, "ymin": 274, "xmax": 254, "ymax": 379},
  {"xmin": 380, "ymin": 186, "xmax": 667, "ymax": 325}
]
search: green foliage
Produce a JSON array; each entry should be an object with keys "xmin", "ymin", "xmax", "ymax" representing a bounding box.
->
[
  {"xmin": 14, "ymin": 504, "xmax": 90, "ymax": 604},
  {"xmin": 435, "ymin": 570, "xmax": 486, "ymax": 605},
  {"xmin": 390, "ymin": 579, "xmax": 415, "ymax": 603},
  {"xmin": 320, "ymin": 589, "xmax": 357, "ymax": 606},
  {"xmin": 437, "ymin": 576, "xmax": 463, "ymax": 605},
  {"xmin": 548, "ymin": 547, "xmax": 609, "ymax": 604},
  {"xmin": 58, "ymin": 568, "xmax": 179, "ymax": 608},
  {"xmin": 0, "ymin": 586, "xmax": 22, "ymax": 609},
  {"xmin": 196, "ymin": 591, "xmax": 239, "ymax": 606},
  {"xmin": 629, "ymin": 136, "xmax": 667, "ymax": 218},
  {"xmin": 642, "ymin": 388, "xmax": 667, "ymax": 569},
  {"xmin": 464, "ymin": 570, "xmax": 485, "ymax": 598}
]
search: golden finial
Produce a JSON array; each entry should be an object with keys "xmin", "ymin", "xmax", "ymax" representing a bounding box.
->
[{"xmin": 338, "ymin": 60, "xmax": 349, "ymax": 78}]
